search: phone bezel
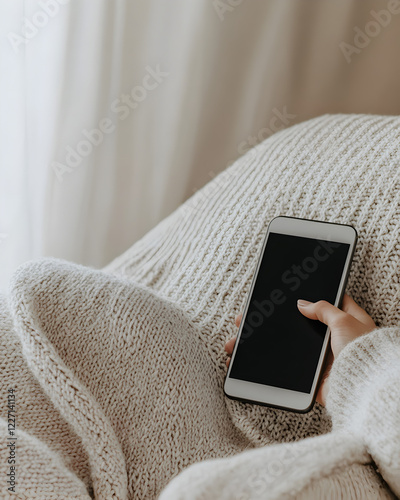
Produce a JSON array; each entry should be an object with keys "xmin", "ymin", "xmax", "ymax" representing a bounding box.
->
[{"xmin": 224, "ymin": 215, "xmax": 357, "ymax": 413}]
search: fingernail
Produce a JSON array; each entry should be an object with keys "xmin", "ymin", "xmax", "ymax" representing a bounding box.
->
[{"xmin": 297, "ymin": 299, "xmax": 313, "ymax": 308}]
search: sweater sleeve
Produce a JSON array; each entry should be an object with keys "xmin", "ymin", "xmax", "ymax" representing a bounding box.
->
[
  {"xmin": 326, "ymin": 326, "xmax": 400, "ymax": 497},
  {"xmin": 159, "ymin": 327, "xmax": 400, "ymax": 500}
]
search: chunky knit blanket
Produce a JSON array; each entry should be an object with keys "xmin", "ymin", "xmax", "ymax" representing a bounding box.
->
[{"xmin": 1, "ymin": 114, "xmax": 400, "ymax": 499}]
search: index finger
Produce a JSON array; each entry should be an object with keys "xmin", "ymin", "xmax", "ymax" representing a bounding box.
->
[{"xmin": 235, "ymin": 314, "xmax": 242, "ymax": 328}]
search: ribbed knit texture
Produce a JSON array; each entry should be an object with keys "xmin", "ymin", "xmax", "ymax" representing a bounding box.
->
[
  {"xmin": 326, "ymin": 327, "xmax": 400, "ymax": 494},
  {"xmin": 1, "ymin": 114, "xmax": 399, "ymax": 498}
]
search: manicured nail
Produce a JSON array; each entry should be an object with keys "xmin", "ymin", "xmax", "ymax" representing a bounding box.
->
[{"xmin": 297, "ymin": 299, "xmax": 313, "ymax": 308}]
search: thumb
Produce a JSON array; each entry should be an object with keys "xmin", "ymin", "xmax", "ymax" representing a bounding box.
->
[{"xmin": 297, "ymin": 299, "xmax": 347, "ymax": 329}]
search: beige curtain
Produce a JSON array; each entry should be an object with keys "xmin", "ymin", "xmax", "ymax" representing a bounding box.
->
[{"xmin": 1, "ymin": 0, "xmax": 400, "ymax": 291}]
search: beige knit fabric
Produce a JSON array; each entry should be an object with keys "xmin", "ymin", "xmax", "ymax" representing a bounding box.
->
[{"xmin": 1, "ymin": 114, "xmax": 400, "ymax": 499}]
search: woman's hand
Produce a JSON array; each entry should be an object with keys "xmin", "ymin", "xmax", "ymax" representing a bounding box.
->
[{"xmin": 224, "ymin": 294, "xmax": 376, "ymax": 406}]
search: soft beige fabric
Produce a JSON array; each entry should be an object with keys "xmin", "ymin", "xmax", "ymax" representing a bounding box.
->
[{"xmin": 1, "ymin": 114, "xmax": 400, "ymax": 499}]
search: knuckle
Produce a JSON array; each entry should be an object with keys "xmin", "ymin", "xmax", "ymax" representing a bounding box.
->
[{"xmin": 314, "ymin": 300, "xmax": 329, "ymax": 310}]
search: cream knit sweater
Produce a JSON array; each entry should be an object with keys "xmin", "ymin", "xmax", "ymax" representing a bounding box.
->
[{"xmin": 1, "ymin": 114, "xmax": 400, "ymax": 499}]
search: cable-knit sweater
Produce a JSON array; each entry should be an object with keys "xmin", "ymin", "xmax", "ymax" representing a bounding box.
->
[{"xmin": 1, "ymin": 114, "xmax": 400, "ymax": 499}]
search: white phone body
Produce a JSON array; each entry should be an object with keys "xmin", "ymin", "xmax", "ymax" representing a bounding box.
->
[{"xmin": 224, "ymin": 216, "xmax": 357, "ymax": 413}]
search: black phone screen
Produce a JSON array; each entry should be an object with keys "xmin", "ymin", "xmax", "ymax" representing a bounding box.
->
[{"xmin": 229, "ymin": 232, "xmax": 350, "ymax": 394}]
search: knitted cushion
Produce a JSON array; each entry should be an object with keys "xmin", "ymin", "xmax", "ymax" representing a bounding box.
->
[{"xmin": 105, "ymin": 113, "xmax": 400, "ymax": 447}]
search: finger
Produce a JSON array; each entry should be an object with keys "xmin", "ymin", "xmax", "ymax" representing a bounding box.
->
[
  {"xmin": 226, "ymin": 357, "xmax": 231, "ymax": 367},
  {"xmin": 316, "ymin": 349, "xmax": 333, "ymax": 406},
  {"xmin": 235, "ymin": 314, "xmax": 242, "ymax": 328},
  {"xmin": 341, "ymin": 294, "xmax": 375, "ymax": 327},
  {"xmin": 321, "ymin": 347, "xmax": 334, "ymax": 371},
  {"xmin": 297, "ymin": 299, "xmax": 347, "ymax": 328},
  {"xmin": 316, "ymin": 377, "xmax": 329, "ymax": 407},
  {"xmin": 316, "ymin": 385, "xmax": 324, "ymax": 406},
  {"xmin": 224, "ymin": 337, "xmax": 236, "ymax": 354}
]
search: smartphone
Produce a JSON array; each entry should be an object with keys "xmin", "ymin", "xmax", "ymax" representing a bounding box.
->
[{"xmin": 224, "ymin": 216, "xmax": 357, "ymax": 413}]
